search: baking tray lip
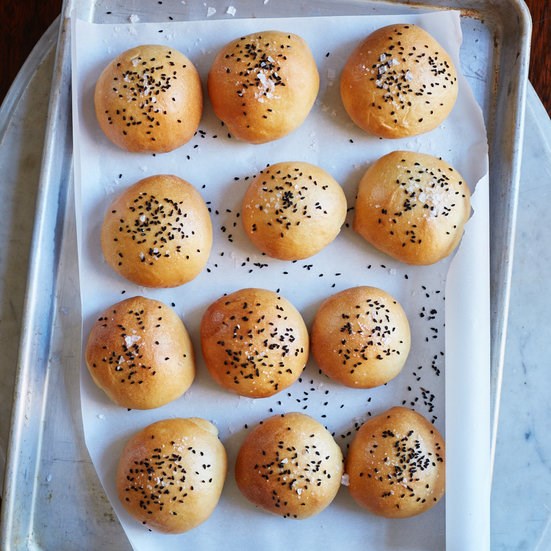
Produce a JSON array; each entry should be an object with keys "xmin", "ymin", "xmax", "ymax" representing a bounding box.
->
[
  {"xmin": 0, "ymin": 13, "xmax": 71, "ymax": 549},
  {"xmin": 0, "ymin": 0, "xmax": 531, "ymax": 548}
]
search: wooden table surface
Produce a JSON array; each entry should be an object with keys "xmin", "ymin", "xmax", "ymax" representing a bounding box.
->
[{"xmin": 1, "ymin": 0, "xmax": 549, "ymax": 113}]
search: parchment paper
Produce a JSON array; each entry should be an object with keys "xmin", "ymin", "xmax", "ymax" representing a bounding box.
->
[{"xmin": 72, "ymin": 11, "xmax": 489, "ymax": 550}]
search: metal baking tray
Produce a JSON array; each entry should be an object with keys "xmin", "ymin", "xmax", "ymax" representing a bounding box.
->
[{"xmin": 0, "ymin": 0, "xmax": 530, "ymax": 549}]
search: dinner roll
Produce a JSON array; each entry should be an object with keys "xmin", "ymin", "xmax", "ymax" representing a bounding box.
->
[
  {"xmin": 346, "ymin": 407, "xmax": 445, "ymax": 518},
  {"xmin": 235, "ymin": 413, "xmax": 343, "ymax": 518},
  {"xmin": 117, "ymin": 418, "xmax": 227, "ymax": 533},
  {"xmin": 85, "ymin": 296, "xmax": 194, "ymax": 409},
  {"xmin": 200, "ymin": 288, "xmax": 308, "ymax": 398},
  {"xmin": 101, "ymin": 174, "xmax": 212, "ymax": 287},
  {"xmin": 241, "ymin": 161, "xmax": 347, "ymax": 260},
  {"xmin": 340, "ymin": 24, "xmax": 458, "ymax": 138},
  {"xmin": 311, "ymin": 286, "xmax": 410, "ymax": 388},
  {"xmin": 353, "ymin": 150, "xmax": 471, "ymax": 265},
  {"xmin": 208, "ymin": 31, "xmax": 319, "ymax": 143},
  {"xmin": 94, "ymin": 44, "xmax": 202, "ymax": 152}
]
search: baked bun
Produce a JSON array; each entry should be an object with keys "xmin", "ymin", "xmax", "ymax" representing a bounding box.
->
[
  {"xmin": 94, "ymin": 44, "xmax": 202, "ymax": 153},
  {"xmin": 346, "ymin": 407, "xmax": 445, "ymax": 518},
  {"xmin": 117, "ymin": 418, "xmax": 227, "ymax": 533},
  {"xmin": 311, "ymin": 286, "xmax": 410, "ymax": 388},
  {"xmin": 85, "ymin": 296, "xmax": 195, "ymax": 409},
  {"xmin": 340, "ymin": 24, "xmax": 458, "ymax": 138},
  {"xmin": 200, "ymin": 288, "xmax": 308, "ymax": 398},
  {"xmin": 235, "ymin": 413, "xmax": 343, "ymax": 518},
  {"xmin": 241, "ymin": 161, "xmax": 347, "ymax": 260},
  {"xmin": 353, "ymin": 150, "xmax": 471, "ymax": 265},
  {"xmin": 208, "ymin": 31, "xmax": 319, "ymax": 143},
  {"xmin": 101, "ymin": 174, "xmax": 212, "ymax": 287}
]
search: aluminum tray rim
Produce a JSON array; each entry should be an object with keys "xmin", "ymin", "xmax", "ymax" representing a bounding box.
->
[{"xmin": 0, "ymin": 0, "xmax": 531, "ymax": 548}]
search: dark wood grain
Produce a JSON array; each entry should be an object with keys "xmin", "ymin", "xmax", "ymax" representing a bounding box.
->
[
  {"xmin": 525, "ymin": 0, "xmax": 550, "ymax": 115},
  {"xmin": 1, "ymin": 0, "xmax": 62, "ymax": 104},
  {"xmin": 0, "ymin": 0, "xmax": 549, "ymax": 114}
]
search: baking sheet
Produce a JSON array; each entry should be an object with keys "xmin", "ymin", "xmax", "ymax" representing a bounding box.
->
[{"xmin": 72, "ymin": 10, "xmax": 489, "ymax": 550}]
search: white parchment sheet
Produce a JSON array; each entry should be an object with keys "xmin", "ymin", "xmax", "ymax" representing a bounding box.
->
[{"xmin": 72, "ymin": 11, "xmax": 489, "ymax": 551}]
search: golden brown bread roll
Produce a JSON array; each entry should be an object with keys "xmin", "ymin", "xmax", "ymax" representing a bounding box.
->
[
  {"xmin": 353, "ymin": 150, "xmax": 471, "ymax": 265},
  {"xmin": 235, "ymin": 412, "xmax": 343, "ymax": 519},
  {"xmin": 311, "ymin": 286, "xmax": 410, "ymax": 388},
  {"xmin": 94, "ymin": 44, "xmax": 202, "ymax": 153},
  {"xmin": 346, "ymin": 406, "xmax": 445, "ymax": 518},
  {"xmin": 117, "ymin": 417, "xmax": 227, "ymax": 533},
  {"xmin": 207, "ymin": 31, "xmax": 319, "ymax": 143},
  {"xmin": 340, "ymin": 24, "xmax": 458, "ymax": 138},
  {"xmin": 101, "ymin": 174, "xmax": 212, "ymax": 288},
  {"xmin": 241, "ymin": 161, "xmax": 347, "ymax": 260},
  {"xmin": 200, "ymin": 288, "xmax": 308, "ymax": 398},
  {"xmin": 85, "ymin": 296, "xmax": 195, "ymax": 409}
]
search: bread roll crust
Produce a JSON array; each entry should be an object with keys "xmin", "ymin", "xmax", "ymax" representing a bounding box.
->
[
  {"xmin": 85, "ymin": 296, "xmax": 195, "ymax": 409},
  {"xmin": 101, "ymin": 174, "xmax": 212, "ymax": 288},
  {"xmin": 235, "ymin": 413, "xmax": 344, "ymax": 519},
  {"xmin": 346, "ymin": 407, "xmax": 445, "ymax": 518},
  {"xmin": 311, "ymin": 286, "xmax": 410, "ymax": 388},
  {"xmin": 241, "ymin": 161, "xmax": 347, "ymax": 260},
  {"xmin": 353, "ymin": 150, "xmax": 471, "ymax": 265},
  {"xmin": 340, "ymin": 24, "xmax": 458, "ymax": 138},
  {"xmin": 208, "ymin": 31, "xmax": 319, "ymax": 143},
  {"xmin": 94, "ymin": 44, "xmax": 202, "ymax": 153},
  {"xmin": 200, "ymin": 288, "xmax": 309, "ymax": 398},
  {"xmin": 117, "ymin": 418, "xmax": 227, "ymax": 533}
]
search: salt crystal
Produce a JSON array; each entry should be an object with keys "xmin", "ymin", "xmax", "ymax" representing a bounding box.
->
[
  {"xmin": 207, "ymin": 6, "xmax": 216, "ymax": 17},
  {"xmin": 97, "ymin": 414, "xmax": 106, "ymax": 421},
  {"xmin": 226, "ymin": 6, "xmax": 236, "ymax": 16},
  {"xmin": 341, "ymin": 473, "xmax": 350, "ymax": 486},
  {"xmin": 128, "ymin": 14, "xmax": 140, "ymax": 23},
  {"xmin": 46, "ymin": 474, "xmax": 52, "ymax": 482},
  {"xmin": 125, "ymin": 334, "xmax": 141, "ymax": 347}
]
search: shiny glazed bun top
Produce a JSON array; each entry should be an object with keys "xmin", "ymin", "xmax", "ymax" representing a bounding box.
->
[
  {"xmin": 340, "ymin": 24, "xmax": 458, "ymax": 138},
  {"xmin": 353, "ymin": 150, "xmax": 471, "ymax": 265},
  {"xmin": 200, "ymin": 288, "xmax": 309, "ymax": 398},
  {"xmin": 101, "ymin": 174, "xmax": 212, "ymax": 288},
  {"xmin": 85, "ymin": 296, "xmax": 195, "ymax": 410},
  {"xmin": 235, "ymin": 412, "xmax": 344, "ymax": 519},
  {"xmin": 241, "ymin": 161, "xmax": 347, "ymax": 260},
  {"xmin": 346, "ymin": 406, "xmax": 445, "ymax": 518},
  {"xmin": 117, "ymin": 417, "xmax": 227, "ymax": 533},
  {"xmin": 311, "ymin": 286, "xmax": 411, "ymax": 389},
  {"xmin": 94, "ymin": 44, "xmax": 203, "ymax": 152},
  {"xmin": 208, "ymin": 31, "xmax": 319, "ymax": 143}
]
